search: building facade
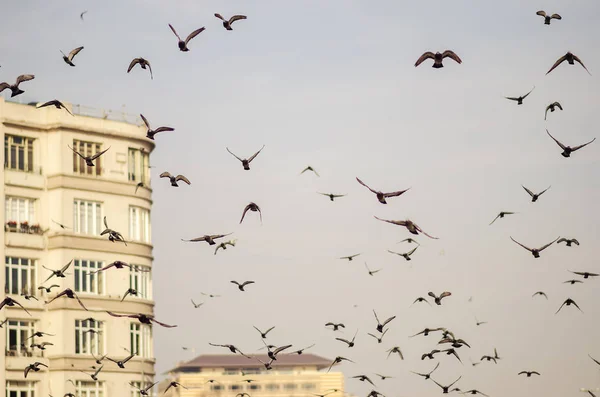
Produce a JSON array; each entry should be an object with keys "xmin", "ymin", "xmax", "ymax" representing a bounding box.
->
[
  {"xmin": 0, "ymin": 98, "xmax": 156, "ymax": 397},
  {"xmin": 161, "ymin": 354, "xmax": 344, "ymax": 397}
]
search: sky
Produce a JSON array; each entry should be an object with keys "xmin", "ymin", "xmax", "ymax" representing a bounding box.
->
[{"xmin": 2, "ymin": 0, "xmax": 600, "ymax": 396}]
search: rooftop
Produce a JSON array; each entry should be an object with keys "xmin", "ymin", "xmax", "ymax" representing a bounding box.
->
[{"xmin": 170, "ymin": 353, "xmax": 333, "ymax": 372}]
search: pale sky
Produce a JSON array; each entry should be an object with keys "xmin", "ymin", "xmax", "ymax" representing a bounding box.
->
[{"xmin": 2, "ymin": 0, "xmax": 600, "ymax": 396}]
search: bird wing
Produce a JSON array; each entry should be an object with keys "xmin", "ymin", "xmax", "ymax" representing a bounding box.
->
[
  {"xmin": 68, "ymin": 145, "xmax": 86, "ymax": 160},
  {"xmin": 449, "ymin": 376, "xmax": 462, "ymax": 388},
  {"xmin": 150, "ymin": 318, "xmax": 177, "ymax": 328},
  {"xmin": 168, "ymin": 24, "xmax": 182, "ymax": 41},
  {"xmin": 264, "ymin": 326, "xmax": 275, "ymax": 335},
  {"xmin": 16, "ymin": 74, "xmax": 35, "ymax": 84},
  {"xmin": 440, "ymin": 291, "xmax": 452, "ymax": 299},
  {"xmin": 489, "ymin": 214, "xmax": 501, "ymax": 225},
  {"xmin": 383, "ymin": 188, "xmax": 410, "ymax": 198},
  {"xmin": 536, "ymin": 10, "xmax": 547, "ymax": 17},
  {"xmin": 154, "ymin": 126, "xmax": 174, "ymax": 134},
  {"xmin": 229, "ymin": 15, "xmax": 247, "ymax": 24},
  {"xmin": 407, "ymin": 246, "xmax": 418, "ymax": 256},
  {"xmin": 414, "ymin": 52, "xmax": 435, "ymax": 67},
  {"xmin": 214, "ymin": 13, "xmax": 226, "ymax": 21},
  {"xmin": 226, "ymin": 147, "xmax": 244, "ymax": 162},
  {"xmin": 240, "ymin": 205, "xmax": 251, "ymax": 224},
  {"xmin": 103, "ymin": 216, "xmax": 109, "ymax": 230},
  {"xmin": 175, "ymin": 175, "xmax": 191, "ymax": 185},
  {"xmin": 546, "ymin": 54, "xmax": 568, "ymax": 75},
  {"xmin": 159, "ymin": 172, "xmax": 172, "ymax": 179},
  {"xmin": 522, "ymin": 185, "xmax": 535, "ymax": 197},
  {"xmin": 551, "ymin": 13, "xmax": 561, "ymax": 19},
  {"xmin": 68, "ymin": 46, "xmax": 84, "ymax": 60},
  {"xmin": 570, "ymin": 137, "xmax": 596, "ymax": 151},
  {"xmin": 0, "ymin": 83, "xmax": 10, "ymax": 93},
  {"xmin": 538, "ymin": 237, "xmax": 559, "ymax": 251},
  {"xmin": 510, "ymin": 236, "xmax": 532, "ymax": 251},
  {"xmin": 427, "ymin": 291, "xmax": 437, "ymax": 299},
  {"xmin": 247, "ymin": 145, "xmax": 265, "ymax": 162},
  {"xmin": 127, "ymin": 58, "xmax": 141, "ymax": 73},
  {"xmin": 372, "ymin": 309, "xmax": 381, "ymax": 324},
  {"xmin": 335, "ymin": 338, "xmax": 351, "ymax": 345},
  {"xmin": 147, "ymin": 62, "xmax": 153, "ymax": 79},
  {"xmin": 546, "ymin": 129, "xmax": 568, "ymax": 150},
  {"xmin": 589, "ymin": 355, "xmax": 600, "ymax": 366},
  {"xmin": 106, "ymin": 311, "xmax": 132, "ymax": 318},
  {"xmin": 185, "ymin": 27, "xmax": 206, "ymax": 44},
  {"xmin": 572, "ymin": 54, "xmax": 592, "ymax": 75},
  {"xmin": 522, "ymin": 86, "xmax": 535, "ymax": 99},
  {"xmin": 90, "ymin": 146, "xmax": 110, "ymax": 161},
  {"xmin": 139, "ymin": 114, "xmax": 151, "ymax": 129},
  {"xmin": 356, "ymin": 177, "xmax": 378, "ymax": 194},
  {"xmin": 73, "ymin": 293, "xmax": 89, "ymax": 310},
  {"xmin": 210, "ymin": 233, "xmax": 231, "ymax": 240},
  {"xmin": 122, "ymin": 352, "xmax": 136, "ymax": 363},
  {"xmin": 164, "ymin": 384, "xmax": 173, "ymax": 394},
  {"xmin": 61, "ymin": 259, "xmax": 74, "ymax": 273},
  {"xmin": 538, "ymin": 185, "xmax": 551, "ymax": 196},
  {"xmin": 231, "ymin": 281, "xmax": 241, "ymax": 286},
  {"xmin": 572, "ymin": 300, "xmax": 583, "ymax": 312},
  {"xmin": 241, "ymin": 281, "xmax": 255, "ymax": 287},
  {"xmin": 442, "ymin": 50, "xmax": 462, "ymax": 64},
  {"xmin": 505, "ymin": 96, "xmax": 519, "ymax": 101},
  {"xmin": 273, "ymin": 344, "xmax": 292, "ymax": 354},
  {"xmin": 381, "ymin": 316, "xmax": 396, "ymax": 327}
]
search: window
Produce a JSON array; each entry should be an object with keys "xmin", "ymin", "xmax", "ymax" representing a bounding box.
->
[
  {"xmin": 223, "ymin": 369, "xmax": 239, "ymax": 375},
  {"xmin": 229, "ymin": 385, "xmax": 241, "ymax": 391},
  {"xmin": 241, "ymin": 368, "xmax": 261, "ymax": 375},
  {"xmin": 5, "ymin": 197, "xmax": 35, "ymax": 224},
  {"xmin": 302, "ymin": 384, "xmax": 316, "ymax": 390},
  {"xmin": 6, "ymin": 320, "xmax": 35, "ymax": 355},
  {"xmin": 129, "ymin": 266, "xmax": 151, "ymax": 300},
  {"xmin": 129, "ymin": 207, "xmax": 150, "ymax": 243},
  {"xmin": 5, "ymin": 257, "xmax": 36, "ymax": 295},
  {"xmin": 248, "ymin": 385, "xmax": 261, "ymax": 391},
  {"xmin": 72, "ymin": 139, "xmax": 103, "ymax": 176},
  {"xmin": 76, "ymin": 381, "xmax": 104, "ymax": 397},
  {"xmin": 74, "ymin": 260, "xmax": 104, "ymax": 294},
  {"xmin": 265, "ymin": 384, "xmax": 279, "ymax": 391},
  {"xmin": 128, "ymin": 148, "xmax": 149, "ymax": 183},
  {"xmin": 73, "ymin": 200, "xmax": 102, "ymax": 235},
  {"xmin": 284, "ymin": 384, "xmax": 297, "ymax": 390},
  {"xmin": 130, "ymin": 323, "xmax": 152, "ymax": 358},
  {"xmin": 130, "ymin": 382, "xmax": 141, "ymax": 397},
  {"xmin": 6, "ymin": 381, "xmax": 35, "ymax": 397},
  {"xmin": 75, "ymin": 319, "xmax": 104, "ymax": 355},
  {"xmin": 5, "ymin": 135, "xmax": 34, "ymax": 172},
  {"xmin": 210, "ymin": 385, "xmax": 223, "ymax": 391}
]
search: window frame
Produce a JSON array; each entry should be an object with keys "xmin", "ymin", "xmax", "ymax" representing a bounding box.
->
[
  {"xmin": 73, "ymin": 199, "xmax": 103, "ymax": 236},
  {"xmin": 5, "ymin": 196, "xmax": 36, "ymax": 225},
  {"xmin": 130, "ymin": 322, "xmax": 152, "ymax": 358},
  {"xmin": 72, "ymin": 139, "xmax": 104, "ymax": 176},
  {"xmin": 6, "ymin": 319, "xmax": 35, "ymax": 356},
  {"xmin": 6, "ymin": 381, "xmax": 36, "ymax": 397},
  {"xmin": 5, "ymin": 135, "xmax": 34, "ymax": 172},
  {"xmin": 128, "ymin": 148, "xmax": 149, "ymax": 184},
  {"xmin": 129, "ymin": 265, "xmax": 151, "ymax": 300},
  {"xmin": 75, "ymin": 319, "xmax": 104, "ymax": 355},
  {"xmin": 75, "ymin": 381, "xmax": 104, "ymax": 397},
  {"xmin": 129, "ymin": 206, "xmax": 151, "ymax": 243},
  {"xmin": 5, "ymin": 256, "xmax": 36, "ymax": 295},
  {"xmin": 74, "ymin": 259, "xmax": 105, "ymax": 295}
]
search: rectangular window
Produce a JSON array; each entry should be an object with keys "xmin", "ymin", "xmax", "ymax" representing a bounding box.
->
[
  {"xmin": 128, "ymin": 148, "xmax": 149, "ymax": 183},
  {"xmin": 73, "ymin": 200, "xmax": 102, "ymax": 235},
  {"xmin": 75, "ymin": 319, "xmax": 104, "ymax": 355},
  {"xmin": 210, "ymin": 386, "xmax": 222, "ymax": 391},
  {"xmin": 284, "ymin": 384, "xmax": 297, "ymax": 390},
  {"xmin": 5, "ymin": 197, "xmax": 35, "ymax": 225},
  {"xmin": 130, "ymin": 323, "xmax": 152, "ymax": 358},
  {"xmin": 76, "ymin": 381, "xmax": 104, "ymax": 397},
  {"xmin": 5, "ymin": 257, "xmax": 36, "ymax": 295},
  {"xmin": 5, "ymin": 135, "xmax": 34, "ymax": 172},
  {"xmin": 129, "ymin": 266, "xmax": 151, "ymax": 300},
  {"xmin": 74, "ymin": 260, "xmax": 104, "ymax": 294},
  {"xmin": 129, "ymin": 207, "xmax": 150, "ymax": 243},
  {"xmin": 6, "ymin": 320, "xmax": 35, "ymax": 356},
  {"xmin": 72, "ymin": 139, "xmax": 103, "ymax": 176},
  {"xmin": 6, "ymin": 381, "xmax": 36, "ymax": 397}
]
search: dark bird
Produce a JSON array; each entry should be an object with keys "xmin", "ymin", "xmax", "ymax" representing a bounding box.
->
[
  {"xmin": 51, "ymin": 219, "xmax": 70, "ymax": 229},
  {"xmin": 399, "ymin": 238, "xmax": 420, "ymax": 245},
  {"xmin": 101, "ymin": 216, "xmax": 127, "ymax": 245},
  {"xmin": 518, "ymin": 371, "xmax": 540, "ymax": 377},
  {"xmin": 563, "ymin": 279, "xmax": 583, "ymax": 285},
  {"xmin": 240, "ymin": 202, "xmax": 262, "ymax": 224},
  {"xmin": 214, "ymin": 13, "xmax": 247, "ymax": 30},
  {"xmin": 588, "ymin": 354, "xmax": 600, "ymax": 366},
  {"xmin": 570, "ymin": 270, "xmax": 598, "ymax": 279},
  {"xmin": 335, "ymin": 329, "xmax": 358, "ymax": 348},
  {"xmin": 81, "ymin": 365, "xmax": 103, "ymax": 381},
  {"xmin": 545, "ymin": 102, "xmax": 563, "ymax": 120},
  {"xmin": 439, "ymin": 336, "xmax": 470, "ymax": 349},
  {"xmin": 546, "ymin": 129, "xmax": 595, "ymax": 158},
  {"xmin": 442, "ymin": 348, "xmax": 462, "ymax": 363},
  {"xmin": 522, "ymin": 185, "xmax": 550, "ymax": 202},
  {"xmin": 415, "ymin": 51, "xmax": 462, "ymax": 68},
  {"xmin": 546, "ymin": 52, "xmax": 591, "ymax": 75},
  {"xmin": 489, "ymin": 211, "xmax": 516, "ymax": 225},
  {"xmin": 318, "ymin": 192, "xmax": 346, "ymax": 201},
  {"xmin": 127, "ymin": 58, "xmax": 153, "ymax": 79},
  {"xmin": 42, "ymin": 260, "xmax": 72, "ymax": 282},
  {"xmin": 388, "ymin": 247, "xmax": 418, "ymax": 261},
  {"xmin": 536, "ymin": 10, "xmax": 561, "ymax": 24},
  {"xmin": 300, "ymin": 166, "xmax": 319, "ymax": 177},
  {"xmin": 31, "ymin": 341, "xmax": 53, "ymax": 350},
  {"xmin": 160, "ymin": 172, "xmax": 191, "ymax": 187},
  {"xmin": 558, "ymin": 238, "xmax": 579, "ymax": 247},
  {"xmin": 69, "ymin": 145, "xmax": 110, "ymax": 166},
  {"xmin": 265, "ymin": 343, "xmax": 292, "ymax": 360},
  {"xmin": 46, "ymin": 288, "xmax": 88, "ymax": 310},
  {"xmin": 130, "ymin": 382, "xmax": 158, "ymax": 396},
  {"xmin": 191, "ymin": 299, "xmax": 203, "ymax": 308},
  {"xmin": 532, "ymin": 291, "xmax": 548, "ymax": 299},
  {"xmin": 182, "ymin": 233, "xmax": 232, "ymax": 245},
  {"xmin": 387, "ymin": 346, "xmax": 404, "ymax": 360},
  {"xmin": 214, "ymin": 239, "xmax": 237, "ymax": 255},
  {"xmin": 290, "ymin": 344, "xmax": 315, "ymax": 355},
  {"xmin": 80, "ymin": 10, "xmax": 87, "ymax": 20},
  {"xmin": 505, "ymin": 86, "xmax": 535, "ymax": 105},
  {"xmin": 38, "ymin": 285, "xmax": 60, "ymax": 293},
  {"xmin": 421, "ymin": 349, "xmax": 441, "ymax": 360},
  {"xmin": 61, "ymin": 46, "xmax": 84, "ymax": 66},
  {"xmin": 431, "ymin": 376, "xmax": 462, "ymax": 394},
  {"xmin": 356, "ymin": 177, "xmax": 410, "ymax": 204},
  {"xmin": 140, "ymin": 114, "xmax": 174, "ymax": 140},
  {"xmin": 375, "ymin": 374, "xmax": 393, "ymax": 380},
  {"xmin": 0, "ymin": 74, "xmax": 35, "ymax": 97},
  {"xmin": 556, "ymin": 298, "xmax": 582, "ymax": 314},
  {"xmin": 208, "ymin": 343, "xmax": 248, "ymax": 356},
  {"xmin": 92, "ymin": 261, "xmax": 149, "ymax": 274},
  {"xmin": 253, "ymin": 326, "xmax": 275, "ymax": 339},
  {"xmin": 168, "ymin": 24, "xmax": 205, "ymax": 51},
  {"xmin": 364, "ymin": 262, "xmax": 382, "ymax": 276},
  {"xmin": 37, "ymin": 100, "xmax": 74, "ymax": 116},
  {"xmin": 373, "ymin": 310, "xmax": 396, "ymax": 332},
  {"xmin": 326, "ymin": 322, "xmax": 345, "ymax": 331},
  {"xmin": 352, "ymin": 375, "xmax": 375, "ymax": 386},
  {"xmin": 327, "ymin": 356, "xmax": 354, "ymax": 373},
  {"xmin": 135, "ymin": 182, "xmax": 145, "ymax": 194},
  {"xmin": 475, "ymin": 317, "xmax": 487, "ymax": 326},
  {"xmin": 107, "ymin": 351, "xmax": 136, "ymax": 368},
  {"xmin": 227, "ymin": 146, "xmax": 264, "ymax": 170},
  {"xmin": 411, "ymin": 362, "xmax": 440, "ymax": 380},
  {"xmin": 164, "ymin": 382, "xmax": 187, "ymax": 394},
  {"xmin": 428, "ymin": 291, "xmax": 452, "ymax": 305},
  {"xmin": 412, "ymin": 297, "xmax": 431, "ymax": 306},
  {"xmin": 121, "ymin": 288, "xmax": 138, "ymax": 301},
  {"xmin": 462, "ymin": 390, "xmax": 489, "ymax": 396},
  {"xmin": 368, "ymin": 329, "xmax": 388, "ymax": 343},
  {"xmin": 24, "ymin": 362, "xmax": 48, "ymax": 378},
  {"xmin": 510, "ymin": 236, "xmax": 559, "ymax": 258},
  {"xmin": 201, "ymin": 292, "xmax": 221, "ymax": 298},
  {"xmin": 340, "ymin": 254, "xmax": 361, "ymax": 261},
  {"xmin": 374, "ymin": 216, "xmax": 438, "ymax": 239},
  {"xmin": 22, "ymin": 292, "xmax": 38, "ymax": 301},
  {"xmin": 410, "ymin": 327, "xmax": 446, "ymax": 338},
  {"xmin": 107, "ymin": 311, "xmax": 177, "ymax": 328},
  {"xmin": 231, "ymin": 281, "xmax": 255, "ymax": 291}
]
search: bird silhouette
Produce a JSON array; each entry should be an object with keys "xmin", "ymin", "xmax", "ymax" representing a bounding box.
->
[
  {"xmin": 240, "ymin": 202, "xmax": 262, "ymax": 224},
  {"xmin": 69, "ymin": 145, "xmax": 110, "ymax": 166},
  {"xmin": 37, "ymin": 100, "xmax": 73, "ymax": 115},
  {"xmin": 505, "ymin": 86, "xmax": 535, "ymax": 105},
  {"xmin": 546, "ymin": 129, "xmax": 595, "ymax": 158},
  {"xmin": 215, "ymin": 13, "xmax": 247, "ymax": 30},
  {"xmin": 545, "ymin": 102, "xmax": 563, "ymax": 120},
  {"xmin": 160, "ymin": 172, "xmax": 191, "ymax": 187},
  {"xmin": 536, "ymin": 10, "xmax": 561, "ymax": 24},
  {"xmin": 546, "ymin": 52, "xmax": 591, "ymax": 75},
  {"xmin": 356, "ymin": 177, "xmax": 410, "ymax": 204},
  {"xmin": 0, "ymin": 74, "xmax": 35, "ymax": 97},
  {"xmin": 231, "ymin": 280, "xmax": 255, "ymax": 291},
  {"xmin": 61, "ymin": 46, "xmax": 84, "ymax": 66},
  {"xmin": 128, "ymin": 58, "xmax": 153, "ymax": 79},
  {"xmin": 510, "ymin": 236, "xmax": 559, "ymax": 258},
  {"xmin": 415, "ymin": 51, "xmax": 462, "ymax": 68},
  {"xmin": 168, "ymin": 24, "xmax": 205, "ymax": 51},
  {"xmin": 227, "ymin": 146, "xmax": 265, "ymax": 170}
]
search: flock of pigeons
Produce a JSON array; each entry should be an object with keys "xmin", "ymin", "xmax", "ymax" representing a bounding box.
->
[{"xmin": 0, "ymin": 5, "xmax": 598, "ymax": 397}]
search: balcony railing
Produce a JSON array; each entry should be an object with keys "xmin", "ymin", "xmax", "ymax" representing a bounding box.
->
[
  {"xmin": 5, "ymin": 348, "xmax": 44, "ymax": 358},
  {"xmin": 71, "ymin": 104, "xmax": 144, "ymax": 126},
  {"xmin": 5, "ymin": 222, "xmax": 45, "ymax": 235}
]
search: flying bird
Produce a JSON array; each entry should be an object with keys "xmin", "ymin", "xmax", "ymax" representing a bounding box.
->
[
  {"xmin": 536, "ymin": 10, "xmax": 561, "ymax": 24},
  {"xmin": 352, "ymin": 375, "xmax": 376, "ymax": 386},
  {"xmin": 335, "ymin": 329, "xmax": 358, "ymax": 348},
  {"xmin": 120, "ymin": 288, "xmax": 138, "ymax": 301},
  {"xmin": 442, "ymin": 348, "xmax": 462, "ymax": 363},
  {"xmin": 92, "ymin": 261, "xmax": 149, "ymax": 274},
  {"xmin": 431, "ymin": 376, "xmax": 462, "ymax": 394},
  {"xmin": 37, "ymin": 284, "xmax": 59, "ymax": 293},
  {"xmin": 160, "ymin": 172, "xmax": 191, "ymax": 187},
  {"xmin": 290, "ymin": 344, "xmax": 315, "ymax": 355},
  {"xmin": 164, "ymin": 382, "xmax": 188, "ymax": 394},
  {"xmin": 532, "ymin": 291, "xmax": 548, "ymax": 299},
  {"xmin": 300, "ymin": 166, "xmax": 319, "ymax": 176},
  {"xmin": 475, "ymin": 317, "xmax": 487, "ymax": 326},
  {"xmin": 69, "ymin": 145, "xmax": 110, "ymax": 166},
  {"xmin": 46, "ymin": 288, "xmax": 88, "ymax": 310},
  {"xmin": 374, "ymin": 216, "xmax": 438, "ymax": 239},
  {"xmin": 0, "ymin": 297, "xmax": 31, "ymax": 315},
  {"xmin": 227, "ymin": 146, "xmax": 264, "ymax": 170},
  {"xmin": 215, "ymin": 239, "xmax": 237, "ymax": 255},
  {"xmin": 327, "ymin": 356, "xmax": 354, "ymax": 373},
  {"xmin": 570, "ymin": 271, "xmax": 598, "ymax": 279},
  {"xmin": 191, "ymin": 299, "xmax": 204, "ymax": 308},
  {"xmin": 510, "ymin": 236, "xmax": 559, "ymax": 258},
  {"xmin": 231, "ymin": 281, "xmax": 255, "ymax": 291},
  {"xmin": 399, "ymin": 238, "xmax": 420, "ymax": 245},
  {"xmin": 101, "ymin": 216, "xmax": 127, "ymax": 245},
  {"xmin": 37, "ymin": 100, "xmax": 74, "ymax": 116},
  {"xmin": 368, "ymin": 329, "xmax": 388, "ymax": 343},
  {"xmin": 80, "ymin": 10, "xmax": 88, "ymax": 20},
  {"xmin": 340, "ymin": 254, "xmax": 361, "ymax": 261},
  {"xmin": 545, "ymin": 102, "xmax": 563, "ymax": 120},
  {"xmin": 253, "ymin": 326, "xmax": 275, "ymax": 339},
  {"xmin": 415, "ymin": 50, "xmax": 462, "ymax": 68},
  {"xmin": 141, "ymin": 114, "xmax": 174, "ymax": 140},
  {"xmin": 240, "ymin": 202, "xmax": 262, "ymax": 224},
  {"xmin": 373, "ymin": 310, "xmax": 396, "ymax": 332},
  {"xmin": 364, "ymin": 262, "xmax": 382, "ymax": 276},
  {"xmin": 106, "ymin": 351, "xmax": 136, "ymax": 368},
  {"xmin": 182, "ymin": 233, "xmax": 232, "ymax": 245},
  {"xmin": 356, "ymin": 177, "xmax": 410, "ymax": 204},
  {"xmin": 318, "ymin": 192, "xmax": 346, "ymax": 201},
  {"xmin": 428, "ymin": 291, "xmax": 452, "ymax": 305},
  {"xmin": 410, "ymin": 327, "xmax": 446, "ymax": 337},
  {"xmin": 564, "ymin": 279, "xmax": 583, "ymax": 285},
  {"xmin": 462, "ymin": 390, "xmax": 489, "ymax": 396},
  {"xmin": 489, "ymin": 211, "xmax": 516, "ymax": 225},
  {"xmin": 421, "ymin": 349, "xmax": 441, "ymax": 360},
  {"xmin": 387, "ymin": 247, "xmax": 418, "ymax": 261},
  {"xmin": 265, "ymin": 343, "xmax": 292, "ymax": 361},
  {"xmin": 24, "ymin": 362, "xmax": 48, "ymax": 378},
  {"xmin": 505, "ymin": 86, "xmax": 535, "ymax": 105},
  {"xmin": 127, "ymin": 58, "xmax": 153, "ymax": 79},
  {"xmin": 0, "ymin": 74, "xmax": 35, "ymax": 97},
  {"xmin": 208, "ymin": 343, "xmax": 248, "ymax": 356},
  {"xmin": 412, "ymin": 297, "xmax": 431, "ymax": 306},
  {"xmin": 555, "ymin": 298, "xmax": 583, "ymax": 314},
  {"xmin": 411, "ymin": 362, "xmax": 440, "ymax": 380},
  {"xmin": 522, "ymin": 185, "xmax": 550, "ymax": 202},
  {"xmin": 130, "ymin": 382, "xmax": 158, "ymax": 396},
  {"xmin": 60, "ymin": 46, "xmax": 84, "ymax": 67},
  {"xmin": 325, "ymin": 322, "xmax": 345, "ymax": 331},
  {"xmin": 107, "ymin": 311, "xmax": 177, "ymax": 327},
  {"xmin": 546, "ymin": 52, "xmax": 591, "ymax": 75},
  {"xmin": 546, "ymin": 129, "xmax": 595, "ymax": 158},
  {"xmin": 168, "ymin": 24, "xmax": 205, "ymax": 51},
  {"xmin": 589, "ymin": 355, "xmax": 600, "ymax": 366},
  {"xmin": 558, "ymin": 238, "xmax": 579, "ymax": 247},
  {"xmin": 375, "ymin": 374, "xmax": 393, "ymax": 380},
  {"xmin": 215, "ymin": 13, "xmax": 247, "ymax": 30},
  {"xmin": 42, "ymin": 260, "xmax": 73, "ymax": 282},
  {"xmin": 518, "ymin": 371, "xmax": 540, "ymax": 377}
]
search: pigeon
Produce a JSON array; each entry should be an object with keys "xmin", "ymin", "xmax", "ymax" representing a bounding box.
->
[
  {"xmin": 160, "ymin": 172, "xmax": 191, "ymax": 187},
  {"xmin": 37, "ymin": 100, "xmax": 74, "ymax": 116},
  {"xmin": 546, "ymin": 52, "xmax": 591, "ymax": 75},
  {"xmin": 0, "ymin": 74, "xmax": 35, "ymax": 97},
  {"xmin": 141, "ymin": 114, "xmax": 174, "ymax": 140},
  {"xmin": 546, "ymin": 129, "xmax": 595, "ymax": 158},
  {"xmin": 215, "ymin": 13, "xmax": 247, "ymax": 30},
  {"xmin": 536, "ymin": 10, "xmax": 561, "ymax": 25},
  {"xmin": 61, "ymin": 46, "xmax": 84, "ymax": 66},
  {"xmin": 168, "ymin": 24, "xmax": 205, "ymax": 51},
  {"xmin": 505, "ymin": 86, "xmax": 535, "ymax": 105},
  {"xmin": 415, "ymin": 51, "xmax": 462, "ymax": 68},
  {"xmin": 545, "ymin": 102, "xmax": 563, "ymax": 120},
  {"xmin": 127, "ymin": 58, "xmax": 153, "ymax": 79}
]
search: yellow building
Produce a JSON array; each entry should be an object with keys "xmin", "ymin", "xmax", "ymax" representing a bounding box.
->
[
  {"xmin": 161, "ymin": 354, "xmax": 344, "ymax": 397},
  {"xmin": 0, "ymin": 98, "xmax": 156, "ymax": 397}
]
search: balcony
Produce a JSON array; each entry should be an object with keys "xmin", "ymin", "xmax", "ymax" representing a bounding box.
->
[
  {"xmin": 5, "ymin": 348, "xmax": 45, "ymax": 358},
  {"xmin": 4, "ymin": 222, "xmax": 45, "ymax": 249}
]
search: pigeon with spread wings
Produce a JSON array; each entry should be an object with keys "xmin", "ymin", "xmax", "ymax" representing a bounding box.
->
[
  {"xmin": 0, "ymin": 74, "xmax": 35, "ymax": 97},
  {"xmin": 141, "ymin": 114, "xmax": 174, "ymax": 140},
  {"xmin": 388, "ymin": 247, "xmax": 418, "ymax": 261},
  {"xmin": 555, "ymin": 298, "xmax": 583, "ymax": 314},
  {"xmin": 558, "ymin": 238, "xmax": 579, "ymax": 247},
  {"xmin": 42, "ymin": 259, "xmax": 73, "ymax": 282},
  {"xmin": 536, "ymin": 10, "xmax": 561, "ymax": 24},
  {"xmin": 107, "ymin": 311, "xmax": 177, "ymax": 327},
  {"xmin": 415, "ymin": 50, "xmax": 462, "ymax": 68},
  {"xmin": 428, "ymin": 291, "xmax": 451, "ymax": 305},
  {"xmin": 505, "ymin": 86, "xmax": 535, "ymax": 105},
  {"xmin": 69, "ymin": 144, "xmax": 110, "ymax": 166},
  {"xmin": 168, "ymin": 24, "xmax": 205, "ymax": 51},
  {"xmin": 318, "ymin": 192, "xmax": 346, "ymax": 202},
  {"xmin": 215, "ymin": 13, "xmax": 247, "ymax": 30},
  {"xmin": 164, "ymin": 382, "xmax": 188, "ymax": 394},
  {"xmin": 336, "ymin": 329, "xmax": 358, "ymax": 348},
  {"xmin": 231, "ymin": 281, "xmax": 255, "ymax": 291},
  {"xmin": 489, "ymin": 211, "xmax": 516, "ymax": 225},
  {"xmin": 240, "ymin": 202, "xmax": 262, "ymax": 224},
  {"xmin": 160, "ymin": 172, "xmax": 191, "ymax": 187},
  {"xmin": 128, "ymin": 58, "xmax": 153, "ymax": 79},
  {"xmin": 0, "ymin": 297, "xmax": 31, "ymax": 316},
  {"xmin": 510, "ymin": 236, "xmax": 559, "ymax": 258},
  {"xmin": 61, "ymin": 46, "xmax": 84, "ymax": 66},
  {"xmin": 373, "ymin": 310, "xmax": 396, "ymax": 332},
  {"xmin": 46, "ymin": 288, "xmax": 88, "ymax": 310},
  {"xmin": 375, "ymin": 216, "xmax": 438, "ymax": 239},
  {"xmin": 227, "ymin": 146, "xmax": 265, "ymax": 170},
  {"xmin": 106, "ymin": 351, "xmax": 136, "ymax": 368},
  {"xmin": 300, "ymin": 166, "xmax": 319, "ymax": 177},
  {"xmin": 431, "ymin": 376, "xmax": 462, "ymax": 393},
  {"xmin": 101, "ymin": 216, "xmax": 127, "ymax": 245},
  {"xmin": 356, "ymin": 177, "xmax": 410, "ymax": 204},
  {"xmin": 182, "ymin": 233, "xmax": 232, "ymax": 245},
  {"xmin": 546, "ymin": 129, "xmax": 595, "ymax": 158},
  {"xmin": 545, "ymin": 102, "xmax": 563, "ymax": 120},
  {"xmin": 546, "ymin": 52, "xmax": 591, "ymax": 75},
  {"xmin": 37, "ymin": 100, "xmax": 74, "ymax": 116},
  {"xmin": 522, "ymin": 185, "xmax": 550, "ymax": 202},
  {"xmin": 327, "ymin": 356, "xmax": 354, "ymax": 373}
]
